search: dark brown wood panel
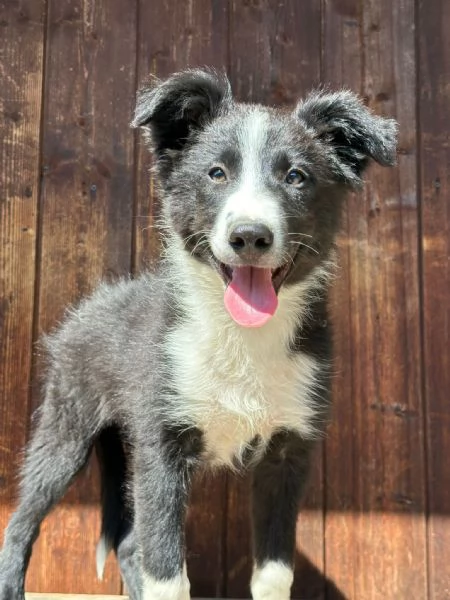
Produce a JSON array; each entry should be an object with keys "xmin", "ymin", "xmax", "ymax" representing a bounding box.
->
[
  {"xmin": 133, "ymin": 2, "xmax": 230, "ymax": 596},
  {"xmin": 226, "ymin": 2, "xmax": 325, "ymax": 598},
  {"xmin": 321, "ymin": 3, "xmax": 367, "ymax": 596},
  {"xmin": 418, "ymin": 0, "xmax": 450, "ymax": 597},
  {"xmin": 1, "ymin": 0, "xmax": 449, "ymax": 597},
  {"xmin": 25, "ymin": 0, "xmax": 137, "ymax": 592},
  {"xmin": 133, "ymin": 0, "xmax": 230, "ymax": 274},
  {"xmin": 321, "ymin": 2, "xmax": 370, "ymax": 597},
  {"xmin": 0, "ymin": 0, "xmax": 46, "ymax": 549},
  {"xmin": 323, "ymin": 0, "xmax": 427, "ymax": 598}
]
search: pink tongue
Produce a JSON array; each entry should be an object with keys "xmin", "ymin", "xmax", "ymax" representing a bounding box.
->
[{"xmin": 224, "ymin": 267, "xmax": 278, "ymax": 328}]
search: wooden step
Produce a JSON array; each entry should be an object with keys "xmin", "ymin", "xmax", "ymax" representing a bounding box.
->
[
  {"xmin": 26, "ymin": 594, "xmax": 238, "ymax": 600},
  {"xmin": 27, "ymin": 596, "xmax": 128, "ymax": 600}
]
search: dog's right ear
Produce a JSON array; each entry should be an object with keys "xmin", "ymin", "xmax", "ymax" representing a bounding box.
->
[{"xmin": 131, "ymin": 68, "xmax": 232, "ymax": 156}]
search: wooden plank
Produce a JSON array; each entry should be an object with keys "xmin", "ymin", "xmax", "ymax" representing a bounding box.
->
[
  {"xmin": 26, "ymin": 596, "xmax": 239, "ymax": 600},
  {"xmin": 418, "ymin": 0, "xmax": 450, "ymax": 597},
  {"xmin": 0, "ymin": 0, "xmax": 45, "ymax": 555},
  {"xmin": 134, "ymin": 1, "xmax": 230, "ymax": 596},
  {"xmin": 227, "ymin": 2, "xmax": 325, "ymax": 598},
  {"xmin": 323, "ymin": 0, "xmax": 427, "ymax": 598},
  {"xmin": 321, "ymin": 5, "xmax": 366, "ymax": 598},
  {"xmin": 25, "ymin": 0, "xmax": 137, "ymax": 593},
  {"xmin": 27, "ymin": 596, "xmax": 127, "ymax": 600},
  {"xmin": 133, "ymin": 0, "xmax": 229, "ymax": 273}
]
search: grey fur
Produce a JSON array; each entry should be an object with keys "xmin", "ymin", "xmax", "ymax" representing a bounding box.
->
[{"xmin": 0, "ymin": 68, "xmax": 397, "ymax": 600}]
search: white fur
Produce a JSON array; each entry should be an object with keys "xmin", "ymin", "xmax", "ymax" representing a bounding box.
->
[
  {"xmin": 211, "ymin": 109, "xmax": 284, "ymax": 266},
  {"xmin": 164, "ymin": 239, "xmax": 333, "ymax": 467},
  {"xmin": 143, "ymin": 563, "xmax": 190, "ymax": 600},
  {"xmin": 95, "ymin": 534, "xmax": 110, "ymax": 580},
  {"xmin": 251, "ymin": 561, "xmax": 294, "ymax": 600}
]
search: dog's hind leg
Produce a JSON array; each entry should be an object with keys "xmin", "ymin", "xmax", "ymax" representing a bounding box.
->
[
  {"xmin": 0, "ymin": 381, "xmax": 98, "ymax": 600},
  {"xmin": 96, "ymin": 427, "xmax": 142, "ymax": 599},
  {"xmin": 116, "ymin": 522, "xmax": 142, "ymax": 600},
  {"xmin": 99, "ymin": 513, "xmax": 142, "ymax": 599}
]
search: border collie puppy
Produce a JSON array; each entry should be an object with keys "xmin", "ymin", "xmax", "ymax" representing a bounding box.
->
[{"xmin": 0, "ymin": 68, "xmax": 397, "ymax": 600}]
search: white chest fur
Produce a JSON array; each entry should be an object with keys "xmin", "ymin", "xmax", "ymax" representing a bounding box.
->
[{"xmin": 164, "ymin": 253, "xmax": 327, "ymax": 468}]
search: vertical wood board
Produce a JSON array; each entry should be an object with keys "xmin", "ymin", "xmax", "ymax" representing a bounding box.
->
[
  {"xmin": 323, "ymin": 0, "xmax": 427, "ymax": 598},
  {"xmin": 418, "ymin": 0, "xmax": 450, "ymax": 597},
  {"xmin": 25, "ymin": 0, "xmax": 137, "ymax": 592}
]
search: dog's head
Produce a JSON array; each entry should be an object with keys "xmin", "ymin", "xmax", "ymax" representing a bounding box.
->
[{"xmin": 132, "ymin": 68, "xmax": 397, "ymax": 327}]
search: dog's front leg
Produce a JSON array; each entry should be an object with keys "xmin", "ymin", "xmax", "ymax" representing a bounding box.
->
[
  {"xmin": 250, "ymin": 431, "xmax": 314, "ymax": 600},
  {"xmin": 133, "ymin": 424, "xmax": 201, "ymax": 600}
]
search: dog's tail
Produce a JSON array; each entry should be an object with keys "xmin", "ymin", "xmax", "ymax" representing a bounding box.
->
[{"xmin": 95, "ymin": 426, "xmax": 128, "ymax": 580}]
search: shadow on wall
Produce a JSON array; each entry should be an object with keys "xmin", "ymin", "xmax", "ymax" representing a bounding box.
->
[{"xmin": 294, "ymin": 552, "xmax": 348, "ymax": 600}]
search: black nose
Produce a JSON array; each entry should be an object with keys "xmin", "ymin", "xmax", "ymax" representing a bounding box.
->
[{"xmin": 228, "ymin": 223, "xmax": 274, "ymax": 253}]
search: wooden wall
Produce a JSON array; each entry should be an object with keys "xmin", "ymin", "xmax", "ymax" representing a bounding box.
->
[{"xmin": 0, "ymin": 0, "xmax": 449, "ymax": 598}]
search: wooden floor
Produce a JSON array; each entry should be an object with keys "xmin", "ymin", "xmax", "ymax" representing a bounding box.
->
[
  {"xmin": 27, "ymin": 596, "xmax": 129, "ymax": 600},
  {"xmin": 1, "ymin": 0, "xmax": 449, "ymax": 599},
  {"xmin": 26, "ymin": 596, "xmax": 228, "ymax": 600},
  {"xmin": 26, "ymin": 597, "xmax": 227, "ymax": 600}
]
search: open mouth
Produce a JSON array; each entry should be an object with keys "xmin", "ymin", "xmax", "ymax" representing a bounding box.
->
[
  {"xmin": 216, "ymin": 260, "xmax": 291, "ymax": 293},
  {"xmin": 212, "ymin": 256, "xmax": 295, "ymax": 329}
]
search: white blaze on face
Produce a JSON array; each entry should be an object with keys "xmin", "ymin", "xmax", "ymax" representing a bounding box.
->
[
  {"xmin": 251, "ymin": 561, "xmax": 294, "ymax": 600},
  {"xmin": 211, "ymin": 109, "xmax": 284, "ymax": 266}
]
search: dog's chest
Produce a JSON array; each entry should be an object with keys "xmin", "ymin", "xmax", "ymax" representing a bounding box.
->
[{"xmin": 165, "ymin": 318, "xmax": 319, "ymax": 467}]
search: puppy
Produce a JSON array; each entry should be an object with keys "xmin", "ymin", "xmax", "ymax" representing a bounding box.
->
[{"xmin": 0, "ymin": 68, "xmax": 397, "ymax": 600}]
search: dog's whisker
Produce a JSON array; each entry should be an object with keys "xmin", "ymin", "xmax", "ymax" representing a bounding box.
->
[
  {"xmin": 286, "ymin": 232, "xmax": 314, "ymax": 239},
  {"xmin": 190, "ymin": 235, "xmax": 210, "ymax": 256},
  {"xmin": 287, "ymin": 240, "xmax": 320, "ymax": 255},
  {"xmin": 140, "ymin": 225, "xmax": 162, "ymax": 233},
  {"xmin": 181, "ymin": 231, "xmax": 210, "ymax": 251},
  {"xmin": 280, "ymin": 250, "xmax": 296, "ymax": 269},
  {"xmin": 300, "ymin": 244, "xmax": 319, "ymax": 255}
]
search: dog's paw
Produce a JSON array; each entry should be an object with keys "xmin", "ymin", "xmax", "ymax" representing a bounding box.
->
[
  {"xmin": 0, "ymin": 557, "xmax": 25, "ymax": 600},
  {"xmin": 0, "ymin": 581, "xmax": 25, "ymax": 600},
  {"xmin": 142, "ymin": 569, "xmax": 190, "ymax": 600},
  {"xmin": 250, "ymin": 561, "xmax": 293, "ymax": 600}
]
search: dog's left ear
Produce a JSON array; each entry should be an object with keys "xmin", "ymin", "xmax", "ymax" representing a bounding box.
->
[
  {"xmin": 296, "ymin": 90, "xmax": 398, "ymax": 185},
  {"xmin": 131, "ymin": 68, "xmax": 233, "ymax": 157}
]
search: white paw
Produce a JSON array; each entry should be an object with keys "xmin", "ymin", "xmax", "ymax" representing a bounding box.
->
[
  {"xmin": 251, "ymin": 561, "xmax": 293, "ymax": 600},
  {"xmin": 142, "ymin": 564, "xmax": 190, "ymax": 600}
]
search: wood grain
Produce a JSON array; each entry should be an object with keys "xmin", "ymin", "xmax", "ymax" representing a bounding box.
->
[
  {"xmin": 0, "ymin": 0, "xmax": 448, "ymax": 597},
  {"xmin": 26, "ymin": 596, "xmax": 238, "ymax": 600},
  {"xmin": 133, "ymin": 1, "xmax": 230, "ymax": 596},
  {"xmin": 323, "ymin": 0, "xmax": 427, "ymax": 598},
  {"xmin": 25, "ymin": 0, "xmax": 137, "ymax": 592},
  {"xmin": 133, "ymin": 0, "xmax": 230, "ymax": 273},
  {"xmin": 227, "ymin": 2, "xmax": 325, "ymax": 598},
  {"xmin": 26, "ymin": 596, "xmax": 125, "ymax": 600},
  {"xmin": 418, "ymin": 0, "xmax": 450, "ymax": 597},
  {"xmin": 26, "ymin": 596, "xmax": 126, "ymax": 600},
  {"xmin": 321, "ymin": 3, "xmax": 368, "ymax": 596},
  {"xmin": 0, "ymin": 0, "xmax": 46, "ymax": 549}
]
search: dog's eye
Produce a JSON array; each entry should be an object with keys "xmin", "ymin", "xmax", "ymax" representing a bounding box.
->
[
  {"xmin": 209, "ymin": 167, "xmax": 227, "ymax": 183},
  {"xmin": 285, "ymin": 168, "xmax": 305, "ymax": 186}
]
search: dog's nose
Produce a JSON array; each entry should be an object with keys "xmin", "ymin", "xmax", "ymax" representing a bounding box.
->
[{"xmin": 228, "ymin": 223, "xmax": 274, "ymax": 254}]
